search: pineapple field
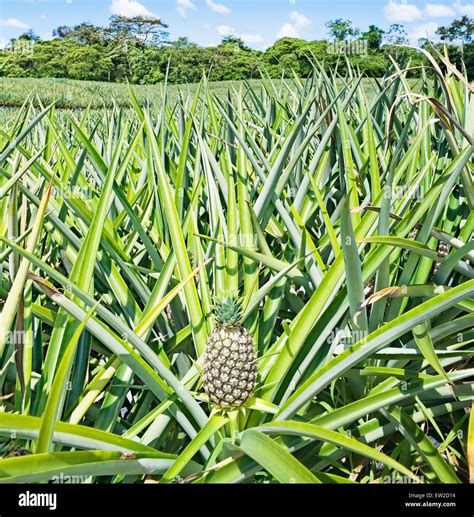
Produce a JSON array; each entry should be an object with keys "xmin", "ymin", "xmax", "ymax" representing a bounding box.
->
[{"xmin": 0, "ymin": 48, "xmax": 473, "ymax": 485}]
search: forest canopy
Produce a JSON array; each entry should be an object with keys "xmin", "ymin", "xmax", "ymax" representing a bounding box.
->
[{"xmin": 1, "ymin": 15, "xmax": 473, "ymax": 83}]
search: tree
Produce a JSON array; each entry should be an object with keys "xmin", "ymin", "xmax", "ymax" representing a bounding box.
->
[
  {"xmin": 211, "ymin": 46, "xmax": 261, "ymax": 80},
  {"xmin": 128, "ymin": 45, "xmax": 164, "ymax": 83},
  {"xmin": 385, "ymin": 24, "xmax": 408, "ymax": 45},
  {"xmin": 53, "ymin": 26, "xmax": 73, "ymax": 39},
  {"xmin": 29, "ymin": 39, "xmax": 72, "ymax": 78},
  {"xmin": 462, "ymin": 43, "xmax": 474, "ymax": 79},
  {"xmin": 362, "ymin": 25, "xmax": 384, "ymax": 50},
  {"xmin": 264, "ymin": 38, "xmax": 308, "ymax": 75},
  {"xmin": 63, "ymin": 45, "xmax": 112, "ymax": 81},
  {"xmin": 219, "ymin": 35, "xmax": 250, "ymax": 51},
  {"xmin": 108, "ymin": 15, "xmax": 169, "ymax": 46},
  {"xmin": 326, "ymin": 19, "xmax": 360, "ymax": 41},
  {"xmin": 66, "ymin": 23, "xmax": 106, "ymax": 45},
  {"xmin": 169, "ymin": 36, "xmax": 198, "ymax": 49},
  {"xmin": 18, "ymin": 30, "xmax": 40, "ymax": 41},
  {"xmin": 436, "ymin": 16, "xmax": 474, "ymax": 44},
  {"xmin": 417, "ymin": 37, "xmax": 431, "ymax": 48}
]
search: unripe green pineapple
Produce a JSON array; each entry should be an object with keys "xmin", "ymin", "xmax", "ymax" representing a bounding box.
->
[{"xmin": 202, "ymin": 296, "xmax": 257, "ymax": 410}]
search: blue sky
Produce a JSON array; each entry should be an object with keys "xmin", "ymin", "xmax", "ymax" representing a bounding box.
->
[{"xmin": 1, "ymin": 0, "xmax": 473, "ymax": 49}]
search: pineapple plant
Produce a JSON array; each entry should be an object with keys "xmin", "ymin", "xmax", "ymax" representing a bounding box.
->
[
  {"xmin": 202, "ymin": 296, "xmax": 257, "ymax": 410},
  {"xmin": 0, "ymin": 47, "xmax": 471, "ymax": 486}
]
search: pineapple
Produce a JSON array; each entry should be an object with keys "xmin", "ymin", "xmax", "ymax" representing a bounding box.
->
[{"xmin": 202, "ymin": 296, "xmax": 257, "ymax": 410}]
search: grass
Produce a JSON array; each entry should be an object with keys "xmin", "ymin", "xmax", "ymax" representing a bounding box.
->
[{"xmin": 0, "ymin": 49, "xmax": 473, "ymax": 485}]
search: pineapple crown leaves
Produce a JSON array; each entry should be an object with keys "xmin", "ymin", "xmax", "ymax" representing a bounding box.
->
[{"xmin": 212, "ymin": 294, "xmax": 244, "ymax": 327}]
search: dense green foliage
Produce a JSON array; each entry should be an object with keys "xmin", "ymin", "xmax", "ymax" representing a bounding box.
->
[
  {"xmin": 0, "ymin": 50, "xmax": 473, "ymax": 484},
  {"xmin": 437, "ymin": 16, "xmax": 474, "ymax": 44},
  {"xmin": 1, "ymin": 16, "xmax": 473, "ymax": 85}
]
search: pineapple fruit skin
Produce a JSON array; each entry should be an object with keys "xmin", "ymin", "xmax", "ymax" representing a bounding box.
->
[{"xmin": 202, "ymin": 325, "xmax": 257, "ymax": 410}]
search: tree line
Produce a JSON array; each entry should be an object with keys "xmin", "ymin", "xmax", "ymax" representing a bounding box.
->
[{"xmin": 1, "ymin": 15, "xmax": 473, "ymax": 84}]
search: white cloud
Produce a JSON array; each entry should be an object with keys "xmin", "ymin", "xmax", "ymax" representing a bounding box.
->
[
  {"xmin": 384, "ymin": 1, "xmax": 422, "ymax": 22},
  {"xmin": 385, "ymin": 1, "xmax": 474, "ymax": 22},
  {"xmin": 453, "ymin": 0, "xmax": 474, "ymax": 16},
  {"xmin": 241, "ymin": 33, "xmax": 264, "ymax": 43},
  {"xmin": 424, "ymin": 3, "xmax": 455, "ymax": 17},
  {"xmin": 178, "ymin": 0, "xmax": 196, "ymax": 8},
  {"xmin": 278, "ymin": 23, "xmax": 300, "ymax": 38},
  {"xmin": 217, "ymin": 25, "xmax": 263, "ymax": 44},
  {"xmin": 177, "ymin": 0, "xmax": 196, "ymax": 17},
  {"xmin": 217, "ymin": 24, "xmax": 236, "ymax": 36},
  {"xmin": 40, "ymin": 14, "xmax": 48, "ymax": 21},
  {"xmin": 109, "ymin": 0, "xmax": 158, "ymax": 18},
  {"xmin": 0, "ymin": 18, "xmax": 29, "ymax": 29},
  {"xmin": 408, "ymin": 21, "xmax": 440, "ymax": 42},
  {"xmin": 206, "ymin": 0, "xmax": 230, "ymax": 15},
  {"xmin": 289, "ymin": 10, "xmax": 312, "ymax": 29},
  {"xmin": 277, "ymin": 10, "xmax": 312, "ymax": 39}
]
